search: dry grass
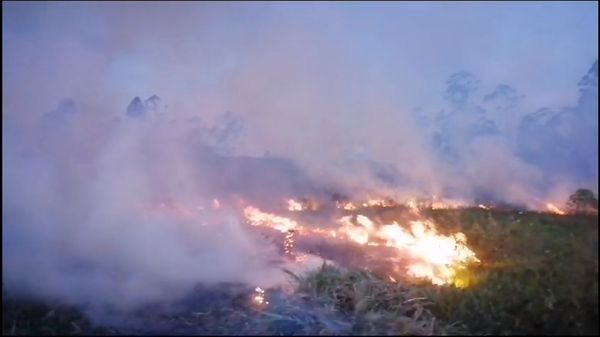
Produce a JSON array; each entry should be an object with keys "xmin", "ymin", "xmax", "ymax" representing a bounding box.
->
[
  {"xmin": 3, "ymin": 209, "xmax": 598, "ymax": 335},
  {"xmin": 289, "ymin": 263, "xmax": 459, "ymax": 335},
  {"xmin": 286, "ymin": 208, "xmax": 598, "ymax": 335}
]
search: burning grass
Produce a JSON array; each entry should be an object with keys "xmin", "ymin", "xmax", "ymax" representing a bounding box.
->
[
  {"xmin": 244, "ymin": 203, "xmax": 480, "ymax": 287},
  {"xmin": 286, "ymin": 208, "xmax": 598, "ymax": 335},
  {"xmin": 3, "ymin": 208, "xmax": 598, "ymax": 335}
]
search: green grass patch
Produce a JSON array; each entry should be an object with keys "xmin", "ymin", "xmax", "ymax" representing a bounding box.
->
[{"xmin": 292, "ymin": 209, "xmax": 598, "ymax": 335}]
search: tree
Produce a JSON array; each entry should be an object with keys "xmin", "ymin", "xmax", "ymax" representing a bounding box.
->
[{"xmin": 566, "ymin": 189, "xmax": 598, "ymax": 214}]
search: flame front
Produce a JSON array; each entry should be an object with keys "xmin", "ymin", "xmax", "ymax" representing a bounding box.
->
[
  {"xmin": 244, "ymin": 206, "xmax": 300, "ymax": 232},
  {"xmin": 336, "ymin": 201, "xmax": 357, "ymax": 210},
  {"xmin": 431, "ymin": 199, "xmax": 466, "ymax": 210},
  {"xmin": 243, "ymin": 203, "xmax": 480, "ymax": 287},
  {"xmin": 337, "ymin": 215, "xmax": 479, "ymax": 286},
  {"xmin": 380, "ymin": 220, "xmax": 478, "ymax": 285},
  {"xmin": 338, "ymin": 215, "xmax": 371, "ymax": 245},
  {"xmin": 362, "ymin": 199, "xmax": 394, "ymax": 208},
  {"xmin": 546, "ymin": 203, "xmax": 566, "ymax": 215}
]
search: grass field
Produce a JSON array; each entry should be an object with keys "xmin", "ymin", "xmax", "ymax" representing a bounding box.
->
[
  {"xmin": 3, "ymin": 208, "xmax": 598, "ymax": 335},
  {"xmin": 292, "ymin": 209, "xmax": 598, "ymax": 335}
]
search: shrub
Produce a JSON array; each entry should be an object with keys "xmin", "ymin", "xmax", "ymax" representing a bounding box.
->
[{"xmin": 567, "ymin": 189, "xmax": 598, "ymax": 214}]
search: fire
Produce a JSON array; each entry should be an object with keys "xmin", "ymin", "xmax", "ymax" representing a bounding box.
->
[
  {"xmin": 546, "ymin": 203, "xmax": 566, "ymax": 215},
  {"xmin": 431, "ymin": 200, "xmax": 464, "ymax": 210},
  {"xmin": 356, "ymin": 215, "xmax": 375, "ymax": 230},
  {"xmin": 336, "ymin": 201, "xmax": 357, "ymax": 210},
  {"xmin": 337, "ymin": 215, "xmax": 371, "ymax": 245},
  {"xmin": 478, "ymin": 204, "xmax": 490, "ymax": 210},
  {"xmin": 401, "ymin": 196, "xmax": 470, "ymax": 211},
  {"xmin": 243, "ymin": 204, "xmax": 479, "ymax": 287},
  {"xmin": 244, "ymin": 206, "xmax": 299, "ymax": 256},
  {"xmin": 283, "ymin": 230, "xmax": 295, "ymax": 256},
  {"xmin": 252, "ymin": 287, "xmax": 268, "ymax": 306},
  {"xmin": 337, "ymin": 215, "xmax": 479, "ymax": 286},
  {"xmin": 362, "ymin": 199, "xmax": 387, "ymax": 207},
  {"xmin": 381, "ymin": 220, "xmax": 479, "ymax": 285},
  {"xmin": 406, "ymin": 198, "xmax": 419, "ymax": 210},
  {"xmin": 287, "ymin": 199, "xmax": 304, "ymax": 211},
  {"xmin": 336, "ymin": 199, "xmax": 396, "ymax": 210},
  {"xmin": 286, "ymin": 198, "xmax": 319, "ymax": 211},
  {"xmin": 244, "ymin": 206, "xmax": 300, "ymax": 232}
]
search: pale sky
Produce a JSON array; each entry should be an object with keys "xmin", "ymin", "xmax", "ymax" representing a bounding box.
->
[{"xmin": 3, "ymin": 1, "xmax": 597, "ymax": 116}]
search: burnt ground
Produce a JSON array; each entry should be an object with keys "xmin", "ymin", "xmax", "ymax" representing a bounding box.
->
[{"xmin": 3, "ymin": 282, "xmax": 353, "ymax": 336}]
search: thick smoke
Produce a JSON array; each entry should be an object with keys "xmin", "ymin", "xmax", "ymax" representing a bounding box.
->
[
  {"xmin": 2, "ymin": 1, "xmax": 597, "ymax": 322},
  {"xmin": 3, "ymin": 98, "xmax": 291, "ymax": 321}
]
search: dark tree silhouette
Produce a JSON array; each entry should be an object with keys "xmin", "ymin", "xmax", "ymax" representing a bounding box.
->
[{"xmin": 566, "ymin": 189, "xmax": 598, "ymax": 214}]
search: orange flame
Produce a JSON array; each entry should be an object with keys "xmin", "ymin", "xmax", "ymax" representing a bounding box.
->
[
  {"xmin": 244, "ymin": 206, "xmax": 300, "ymax": 232},
  {"xmin": 336, "ymin": 201, "xmax": 357, "ymax": 210},
  {"xmin": 337, "ymin": 215, "xmax": 371, "ymax": 245},
  {"xmin": 431, "ymin": 199, "xmax": 466, "ymax": 210},
  {"xmin": 284, "ymin": 230, "xmax": 295, "ymax": 256},
  {"xmin": 252, "ymin": 287, "xmax": 268, "ymax": 306},
  {"xmin": 337, "ymin": 215, "xmax": 479, "ymax": 286},
  {"xmin": 546, "ymin": 203, "xmax": 566, "ymax": 215},
  {"xmin": 362, "ymin": 199, "xmax": 390, "ymax": 207},
  {"xmin": 243, "ymin": 204, "xmax": 479, "ymax": 287}
]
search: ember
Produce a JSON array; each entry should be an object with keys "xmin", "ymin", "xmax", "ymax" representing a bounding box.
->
[
  {"xmin": 252, "ymin": 287, "xmax": 268, "ymax": 306},
  {"xmin": 284, "ymin": 230, "xmax": 295, "ymax": 256}
]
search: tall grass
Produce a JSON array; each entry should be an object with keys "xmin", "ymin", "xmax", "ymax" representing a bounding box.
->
[{"xmin": 292, "ymin": 209, "xmax": 598, "ymax": 335}]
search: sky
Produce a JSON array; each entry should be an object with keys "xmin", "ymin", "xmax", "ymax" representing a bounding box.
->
[
  {"xmin": 2, "ymin": 0, "xmax": 598, "ymax": 323},
  {"xmin": 3, "ymin": 2, "xmax": 597, "ymax": 195},
  {"xmin": 3, "ymin": 2, "xmax": 597, "ymax": 112}
]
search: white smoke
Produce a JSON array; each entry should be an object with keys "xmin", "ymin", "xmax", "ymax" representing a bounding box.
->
[{"xmin": 2, "ymin": 1, "xmax": 597, "ymax": 322}]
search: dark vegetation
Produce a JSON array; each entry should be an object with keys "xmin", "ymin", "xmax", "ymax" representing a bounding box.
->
[{"xmin": 567, "ymin": 188, "xmax": 599, "ymax": 214}]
